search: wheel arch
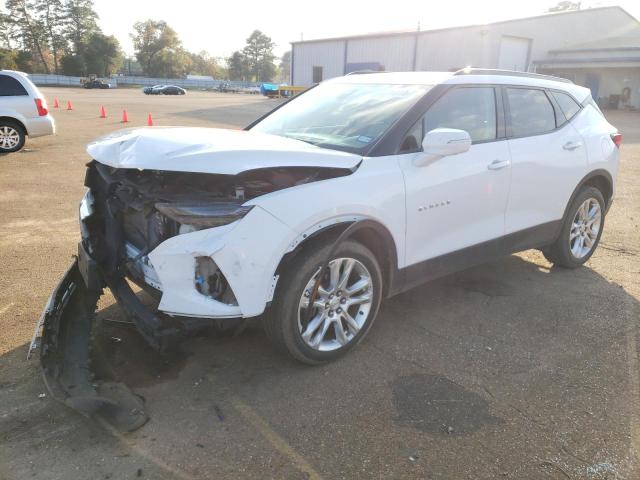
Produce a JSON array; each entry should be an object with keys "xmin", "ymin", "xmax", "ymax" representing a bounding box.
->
[
  {"xmin": 0, "ymin": 116, "xmax": 27, "ymax": 136},
  {"xmin": 274, "ymin": 219, "xmax": 399, "ymax": 299},
  {"xmin": 564, "ymin": 169, "xmax": 613, "ymax": 219}
]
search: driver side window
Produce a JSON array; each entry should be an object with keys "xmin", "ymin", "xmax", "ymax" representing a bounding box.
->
[{"xmin": 399, "ymin": 87, "xmax": 497, "ymax": 153}]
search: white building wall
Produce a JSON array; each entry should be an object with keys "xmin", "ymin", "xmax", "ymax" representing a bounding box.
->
[
  {"xmin": 415, "ymin": 26, "xmax": 492, "ymax": 71},
  {"xmin": 346, "ymin": 35, "xmax": 416, "ymax": 72},
  {"xmin": 415, "ymin": 7, "xmax": 640, "ymax": 71},
  {"xmin": 487, "ymin": 7, "xmax": 640, "ymax": 65},
  {"xmin": 291, "ymin": 7, "xmax": 640, "ymax": 84},
  {"xmin": 292, "ymin": 40, "xmax": 346, "ymax": 86}
]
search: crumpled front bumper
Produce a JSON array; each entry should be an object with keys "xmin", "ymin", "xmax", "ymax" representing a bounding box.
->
[
  {"xmin": 147, "ymin": 205, "xmax": 295, "ymax": 319},
  {"xmin": 29, "ymin": 255, "xmax": 148, "ymax": 432},
  {"xmin": 31, "ymin": 182, "xmax": 297, "ymax": 430}
]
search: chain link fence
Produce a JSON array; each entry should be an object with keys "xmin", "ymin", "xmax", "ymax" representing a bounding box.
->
[{"xmin": 27, "ymin": 74, "xmax": 261, "ymax": 90}]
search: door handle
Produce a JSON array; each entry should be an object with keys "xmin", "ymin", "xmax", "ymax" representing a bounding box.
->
[
  {"xmin": 563, "ymin": 141, "xmax": 583, "ymax": 151},
  {"xmin": 487, "ymin": 159, "xmax": 510, "ymax": 170}
]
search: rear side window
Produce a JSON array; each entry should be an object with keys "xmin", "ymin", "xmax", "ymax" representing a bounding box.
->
[
  {"xmin": 506, "ymin": 88, "xmax": 555, "ymax": 137},
  {"xmin": 551, "ymin": 91, "xmax": 581, "ymax": 122},
  {"xmin": 0, "ymin": 75, "xmax": 28, "ymax": 96}
]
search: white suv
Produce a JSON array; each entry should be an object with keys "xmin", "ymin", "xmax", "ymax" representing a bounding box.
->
[
  {"xmin": 0, "ymin": 70, "xmax": 55, "ymax": 153},
  {"xmin": 36, "ymin": 69, "xmax": 620, "ymax": 426}
]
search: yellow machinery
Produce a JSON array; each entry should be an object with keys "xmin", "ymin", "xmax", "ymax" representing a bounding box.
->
[{"xmin": 277, "ymin": 85, "xmax": 307, "ymax": 98}]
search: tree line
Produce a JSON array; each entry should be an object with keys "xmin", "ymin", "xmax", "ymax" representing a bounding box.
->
[
  {"xmin": 131, "ymin": 22, "xmax": 287, "ymax": 82},
  {"xmin": 1, "ymin": 0, "xmax": 120, "ymax": 75},
  {"xmin": 0, "ymin": 0, "xmax": 287, "ymax": 81}
]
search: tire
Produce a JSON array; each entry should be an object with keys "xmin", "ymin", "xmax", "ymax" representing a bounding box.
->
[
  {"xmin": 543, "ymin": 186, "xmax": 605, "ymax": 268},
  {"xmin": 0, "ymin": 120, "xmax": 26, "ymax": 153},
  {"xmin": 265, "ymin": 239, "xmax": 383, "ymax": 364}
]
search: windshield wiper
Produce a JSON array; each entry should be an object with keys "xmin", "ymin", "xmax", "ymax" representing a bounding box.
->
[{"xmin": 279, "ymin": 133, "xmax": 323, "ymax": 146}]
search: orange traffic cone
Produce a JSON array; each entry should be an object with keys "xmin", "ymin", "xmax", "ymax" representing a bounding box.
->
[
  {"xmin": 121, "ymin": 109, "xmax": 128, "ymax": 123},
  {"xmin": 147, "ymin": 113, "xmax": 153, "ymax": 126},
  {"xmin": 99, "ymin": 105, "xmax": 107, "ymax": 118},
  {"xmin": 66, "ymin": 100, "xmax": 73, "ymax": 110},
  {"xmin": 53, "ymin": 98, "xmax": 59, "ymax": 108}
]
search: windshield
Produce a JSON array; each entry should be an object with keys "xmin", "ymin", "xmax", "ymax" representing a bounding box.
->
[{"xmin": 250, "ymin": 82, "xmax": 431, "ymax": 154}]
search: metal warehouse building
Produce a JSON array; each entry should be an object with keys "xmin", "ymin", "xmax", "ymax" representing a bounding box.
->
[{"xmin": 290, "ymin": 6, "xmax": 640, "ymax": 109}]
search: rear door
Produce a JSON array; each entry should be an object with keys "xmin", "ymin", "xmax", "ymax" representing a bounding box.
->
[{"xmin": 503, "ymin": 86, "xmax": 588, "ymax": 236}]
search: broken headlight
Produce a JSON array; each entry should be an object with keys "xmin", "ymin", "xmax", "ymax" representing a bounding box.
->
[{"xmin": 155, "ymin": 202, "xmax": 254, "ymax": 230}]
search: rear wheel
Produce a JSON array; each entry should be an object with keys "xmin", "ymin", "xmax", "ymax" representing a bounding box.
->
[
  {"xmin": 0, "ymin": 121, "xmax": 26, "ymax": 153},
  {"xmin": 265, "ymin": 239, "xmax": 383, "ymax": 364},
  {"xmin": 543, "ymin": 186, "xmax": 605, "ymax": 268}
]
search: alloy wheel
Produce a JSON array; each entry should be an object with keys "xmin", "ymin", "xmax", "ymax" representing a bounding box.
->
[
  {"xmin": 297, "ymin": 257, "xmax": 373, "ymax": 352},
  {"xmin": 0, "ymin": 126, "xmax": 20, "ymax": 150},
  {"xmin": 569, "ymin": 198, "xmax": 601, "ymax": 259}
]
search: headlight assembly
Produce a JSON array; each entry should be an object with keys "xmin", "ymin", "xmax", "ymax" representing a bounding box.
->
[{"xmin": 155, "ymin": 202, "xmax": 254, "ymax": 229}]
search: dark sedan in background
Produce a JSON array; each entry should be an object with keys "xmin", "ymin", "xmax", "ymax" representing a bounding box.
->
[{"xmin": 143, "ymin": 85, "xmax": 186, "ymax": 95}]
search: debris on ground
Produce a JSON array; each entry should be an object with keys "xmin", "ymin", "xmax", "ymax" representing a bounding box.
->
[{"xmin": 213, "ymin": 404, "xmax": 224, "ymax": 422}]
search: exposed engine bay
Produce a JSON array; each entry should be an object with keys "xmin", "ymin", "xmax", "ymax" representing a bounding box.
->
[{"xmin": 84, "ymin": 161, "xmax": 352, "ymax": 299}]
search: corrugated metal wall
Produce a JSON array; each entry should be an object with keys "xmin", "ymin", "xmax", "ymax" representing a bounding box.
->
[
  {"xmin": 292, "ymin": 40, "xmax": 346, "ymax": 85},
  {"xmin": 416, "ymin": 26, "xmax": 492, "ymax": 71},
  {"xmin": 346, "ymin": 35, "xmax": 416, "ymax": 72},
  {"xmin": 291, "ymin": 7, "xmax": 640, "ymax": 84}
]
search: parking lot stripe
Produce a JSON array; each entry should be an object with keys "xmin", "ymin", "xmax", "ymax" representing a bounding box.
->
[
  {"xmin": 97, "ymin": 418, "xmax": 198, "ymax": 480},
  {"xmin": 232, "ymin": 396, "xmax": 323, "ymax": 480}
]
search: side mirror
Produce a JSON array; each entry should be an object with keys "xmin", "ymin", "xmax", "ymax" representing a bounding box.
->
[{"xmin": 414, "ymin": 128, "xmax": 472, "ymax": 166}]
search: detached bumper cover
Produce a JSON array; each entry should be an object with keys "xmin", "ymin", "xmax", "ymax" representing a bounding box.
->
[{"xmin": 31, "ymin": 258, "xmax": 148, "ymax": 432}]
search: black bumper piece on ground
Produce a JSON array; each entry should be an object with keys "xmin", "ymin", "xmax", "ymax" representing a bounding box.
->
[{"xmin": 36, "ymin": 258, "xmax": 149, "ymax": 432}]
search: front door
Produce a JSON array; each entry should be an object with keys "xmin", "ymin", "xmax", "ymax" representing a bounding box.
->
[{"xmin": 397, "ymin": 86, "xmax": 512, "ymax": 268}]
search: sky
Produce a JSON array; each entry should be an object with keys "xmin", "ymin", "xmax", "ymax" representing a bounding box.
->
[{"xmin": 93, "ymin": 0, "xmax": 640, "ymax": 60}]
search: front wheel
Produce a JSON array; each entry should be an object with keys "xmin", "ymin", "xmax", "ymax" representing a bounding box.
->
[
  {"xmin": 265, "ymin": 239, "xmax": 383, "ymax": 364},
  {"xmin": 0, "ymin": 121, "xmax": 26, "ymax": 153},
  {"xmin": 543, "ymin": 186, "xmax": 605, "ymax": 268}
]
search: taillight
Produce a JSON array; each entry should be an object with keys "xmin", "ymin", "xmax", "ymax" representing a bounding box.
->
[
  {"xmin": 34, "ymin": 98, "xmax": 48, "ymax": 116},
  {"xmin": 611, "ymin": 133, "xmax": 622, "ymax": 148}
]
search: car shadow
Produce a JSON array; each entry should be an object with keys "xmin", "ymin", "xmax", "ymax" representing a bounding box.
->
[{"xmin": 2, "ymin": 251, "xmax": 639, "ymax": 478}]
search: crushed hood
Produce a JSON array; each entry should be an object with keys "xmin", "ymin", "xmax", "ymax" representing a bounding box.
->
[{"xmin": 87, "ymin": 127, "xmax": 362, "ymax": 175}]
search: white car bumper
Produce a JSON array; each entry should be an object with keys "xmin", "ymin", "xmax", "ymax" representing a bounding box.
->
[
  {"xmin": 146, "ymin": 206, "xmax": 294, "ymax": 319},
  {"xmin": 26, "ymin": 115, "xmax": 55, "ymax": 138}
]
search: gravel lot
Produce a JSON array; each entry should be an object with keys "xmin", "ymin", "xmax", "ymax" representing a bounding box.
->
[{"xmin": 1, "ymin": 87, "xmax": 639, "ymax": 480}]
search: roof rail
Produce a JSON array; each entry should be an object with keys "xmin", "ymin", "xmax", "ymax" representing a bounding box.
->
[
  {"xmin": 453, "ymin": 68, "xmax": 573, "ymax": 84},
  {"xmin": 345, "ymin": 70, "xmax": 385, "ymax": 76}
]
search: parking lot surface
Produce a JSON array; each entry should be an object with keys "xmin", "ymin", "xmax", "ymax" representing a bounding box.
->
[{"xmin": 1, "ymin": 87, "xmax": 639, "ymax": 479}]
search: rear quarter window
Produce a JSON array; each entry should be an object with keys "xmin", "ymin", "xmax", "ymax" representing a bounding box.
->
[
  {"xmin": 0, "ymin": 75, "xmax": 29, "ymax": 96},
  {"xmin": 551, "ymin": 91, "xmax": 581, "ymax": 122}
]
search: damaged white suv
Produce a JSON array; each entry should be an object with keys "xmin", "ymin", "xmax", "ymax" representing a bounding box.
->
[{"xmin": 34, "ymin": 69, "xmax": 620, "ymax": 429}]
